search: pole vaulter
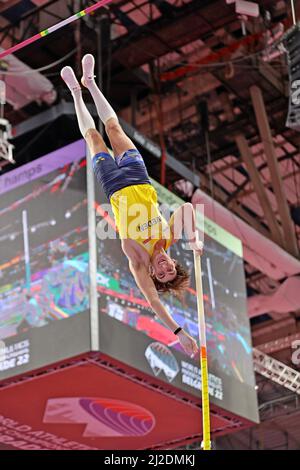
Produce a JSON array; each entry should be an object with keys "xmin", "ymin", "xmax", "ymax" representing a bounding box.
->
[{"xmin": 0, "ymin": 0, "xmax": 212, "ymax": 446}]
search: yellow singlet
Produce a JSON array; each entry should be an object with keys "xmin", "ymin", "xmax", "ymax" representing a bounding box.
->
[{"xmin": 110, "ymin": 184, "xmax": 172, "ymax": 257}]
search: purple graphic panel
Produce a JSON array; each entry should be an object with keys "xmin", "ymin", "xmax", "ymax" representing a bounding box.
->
[{"xmin": 0, "ymin": 139, "xmax": 86, "ymax": 196}]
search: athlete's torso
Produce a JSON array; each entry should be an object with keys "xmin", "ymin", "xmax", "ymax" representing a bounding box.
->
[{"xmin": 110, "ymin": 184, "xmax": 172, "ymax": 258}]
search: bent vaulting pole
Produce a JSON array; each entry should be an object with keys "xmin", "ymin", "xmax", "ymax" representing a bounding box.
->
[
  {"xmin": 193, "ymin": 251, "xmax": 211, "ymax": 451},
  {"xmin": 0, "ymin": 0, "xmax": 114, "ymax": 60}
]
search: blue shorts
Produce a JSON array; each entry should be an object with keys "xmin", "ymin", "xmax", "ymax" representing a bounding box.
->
[{"xmin": 92, "ymin": 148, "xmax": 151, "ymax": 200}]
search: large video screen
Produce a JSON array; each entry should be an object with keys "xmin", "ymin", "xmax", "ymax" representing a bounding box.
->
[
  {"xmin": 0, "ymin": 140, "xmax": 91, "ymax": 380},
  {"xmin": 95, "ymin": 179, "xmax": 258, "ymax": 422},
  {"xmin": 0, "ymin": 137, "xmax": 258, "ymax": 422}
]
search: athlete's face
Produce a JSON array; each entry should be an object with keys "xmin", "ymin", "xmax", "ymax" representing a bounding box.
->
[{"xmin": 151, "ymin": 252, "xmax": 177, "ymax": 283}]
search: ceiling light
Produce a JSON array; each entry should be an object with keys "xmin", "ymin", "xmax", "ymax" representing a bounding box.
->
[{"xmin": 235, "ymin": 0, "xmax": 260, "ymax": 18}]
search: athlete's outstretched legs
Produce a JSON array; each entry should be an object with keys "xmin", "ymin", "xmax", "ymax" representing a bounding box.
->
[
  {"xmin": 81, "ymin": 54, "xmax": 137, "ymax": 156},
  {"xmin": 61, "ymin": 65, "xmax": 109, "ymax": 157}
]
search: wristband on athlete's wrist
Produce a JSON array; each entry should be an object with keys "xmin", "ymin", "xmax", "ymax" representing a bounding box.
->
[{"xmin": 174, "ymin": 327, "xmax": 182, "ymax": 335}]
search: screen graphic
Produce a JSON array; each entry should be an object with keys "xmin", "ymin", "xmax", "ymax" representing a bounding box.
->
[{"xmin": 0, "ymin": 140, "xmax": 90, "ymax": 378}]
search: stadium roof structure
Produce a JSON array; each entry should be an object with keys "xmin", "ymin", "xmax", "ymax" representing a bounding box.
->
[{"xmin": 0, "ymin": 0, "xmax": 299, "ymax": 450}]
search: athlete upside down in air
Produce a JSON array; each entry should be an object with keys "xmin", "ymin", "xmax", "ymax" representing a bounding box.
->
[{"xmin": 61, "ymin": 54, "xmax": 203, "ymax": 356}]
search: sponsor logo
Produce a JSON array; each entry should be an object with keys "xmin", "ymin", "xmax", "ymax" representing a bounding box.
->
[
  {"xmin": 145, "ymin": 342, "xmax": 179, "ymax": 382},
  {"xmin": 0, "ymin": 164, "xmax": 43, "ymax": 192},
  {"xmin": 0, "ymin": 414, "xmax": 96, "ymax": 450},
  {"xmin": 138, "ymin": 216, "xmax": 162, "ymax": 232},
  {"xmin": 43, "ymin": 397, "xmax": 155, "ymax": 437}
]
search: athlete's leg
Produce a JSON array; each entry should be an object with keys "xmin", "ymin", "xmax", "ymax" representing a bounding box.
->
[
  {"xmin": 105, "ymin": 117, "xmax": 137, "ymax": 157},
  {"xmin": 81, "ymin": 54, "xmax": 137, "ymax": 156},
  {"xmin": 85, "ymin": 128, "xmax": 109, "ymax": 157},
  {"xmin": 61, "ymin": 66, "xmax": 109, "ymax": 157},
  {"xmin": 78, "ymin": 54, "xmax": 150, "ymax": 199}
]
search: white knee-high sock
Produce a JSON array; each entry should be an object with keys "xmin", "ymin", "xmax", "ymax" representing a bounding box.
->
[
  {"xmin": 61, "ymin": 65, "xmax": 96, "ymax": 138},
  {"xmin": 82, "ymin": 54, "xmax": 117, "ymax": 125},
  {"xmin": 86, "ymin": 80, "xmax": 118, "ymax": 125},
  {"xmin": 72, "ymin": 89, "xmax": 96, "ymax": 138}
]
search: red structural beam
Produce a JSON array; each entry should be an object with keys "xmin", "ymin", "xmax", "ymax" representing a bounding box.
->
[{"xmin": 160, "ymin": 31, "xmax": 265, "ymax": 82}]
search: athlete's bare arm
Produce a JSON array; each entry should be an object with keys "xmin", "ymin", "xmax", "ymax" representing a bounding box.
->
[
  {"xmin": 122, "ymin": 239, "xmax": 198, "ymax": 356},
  {"xmin": 130, "ymin": 263, "xmax": 179, "ymax": 330},
  {"xmin": 169, "ymin": 202, "xmax": 203, "ymax": 254},
  {"xmin": 131, "ymin": 263, "xmax": 198, "ymax": 356}
]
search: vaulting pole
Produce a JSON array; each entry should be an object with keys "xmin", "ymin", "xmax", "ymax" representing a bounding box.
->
[{"xmin": 193, "ymin": 251, "xmax": 211, "ymax": 451}]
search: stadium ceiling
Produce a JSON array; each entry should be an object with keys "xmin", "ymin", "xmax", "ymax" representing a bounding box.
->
[
  {"xmin": 0, "ymin": 0, "xmax": 299, "ymax": 448},
  {"xmin": 0, "ymin": 2, "xmax": 299, "ymax": 296}
]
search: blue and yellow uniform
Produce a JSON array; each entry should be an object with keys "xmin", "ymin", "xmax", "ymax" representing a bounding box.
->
[{"xmin": 93, "ymin": 149, "xmax": 172, "ymax": 256}]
